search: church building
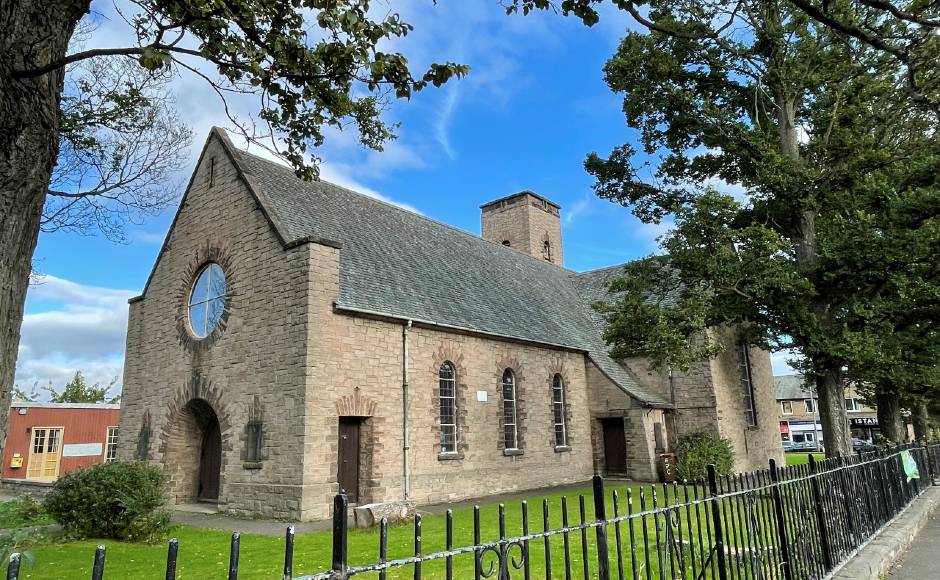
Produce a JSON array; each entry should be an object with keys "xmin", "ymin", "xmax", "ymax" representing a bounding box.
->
[{"xmin": 118, "ymin": 129, "xmax": 782, "ymax": 521}]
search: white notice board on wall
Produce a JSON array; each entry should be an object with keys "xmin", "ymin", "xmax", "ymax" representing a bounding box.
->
[{"xmin": 62, "ymin": 443, "xmax": 103, "ymax": 457}]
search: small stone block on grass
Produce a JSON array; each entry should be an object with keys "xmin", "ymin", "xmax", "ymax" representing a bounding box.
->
[{"xmin": 353, "ymin": 501, "xmax": 416, "ymax": 528}]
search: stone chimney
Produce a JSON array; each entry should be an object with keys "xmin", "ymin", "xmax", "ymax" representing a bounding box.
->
[{"xmin": 480, "ymin": 191, "xmax": 563, "ymax": 267}]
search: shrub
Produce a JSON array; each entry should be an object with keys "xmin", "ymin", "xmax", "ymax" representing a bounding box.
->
[
  {"xmin": 675, "ymin": 431, "xmax": 734, "ymax": 480},
  {"xmin": 14, "ymin": 496, "xmax": 44, "ymax": 523},
  {"xmin": 44, "ymin": 461, "xmax": 170, "ymax": 542}
]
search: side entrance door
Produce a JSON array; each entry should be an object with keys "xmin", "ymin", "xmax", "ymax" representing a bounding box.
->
[
  {"xmin": 601, "ymin": 418, "xmax": 628, "ymax": 475},
  {"xmin": 26, "ymin": 427, "xmax": 63, "ymax": 481},
  {"xmin": 198, "ymin": 416, "xmax": 222, "ymax": 501},
  {"xmin": 338, "ymin": 418, "xmax": 361, "ymax": 503}
]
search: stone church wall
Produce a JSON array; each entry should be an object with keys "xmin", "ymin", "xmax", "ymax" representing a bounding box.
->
[
  {"xmin": 584, "ymin": 362, "xmax": 660, "ymax": 482},
  {"xmin": 708, "ymin": 328, "xmax": 785, "ymax": 472},
  {"xmin": 299, "ymin": 239, "xmax": 595, "ymax": 519},
  {"xmin": 119, "ymin": 135, "xmax": 311, "ymax": 519}
]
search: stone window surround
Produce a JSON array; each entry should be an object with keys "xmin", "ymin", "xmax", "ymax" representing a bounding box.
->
[
  {"xmin": 242, "ymin": 394, "xmax": 265, "ymax": 469},
  {"xmin": 176, "ymin": 243, "xmax": 236, "ymax": 353},
  {"xmin": 187, "ymin": 262, "xmax": 227, "ymax": 339},
  {"xmin": 546, "ymin": 361, "xmax": 574, "ymax": 453},
  {"xmin": 501, "ymin": 369, "xmax": 520, "ymax": 452},
  {"xmin": 438, "ymin": 361, "xmax": 459, "ymax": 455},
  {"xmin": 551, "ymin": 374, "xmax": 570, "ymax": 450},
  {"xmin": 495, "ymin": 357, "xmax": 527, "ymax": 457},
  {"xmin": 431, "ymin": 347, "xmax": 470, "ymax": 461}
]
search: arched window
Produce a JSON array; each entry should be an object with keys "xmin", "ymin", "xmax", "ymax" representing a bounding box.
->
[
  {"xmin": 439, "ymin": 362, "xmax": 458, "ymax": 453},
  {"xmin": 501, "ymin": 369, "xmax": 519, "ymax": 450},
  {"xmin": 542, "ymin": 239, "xmax": 552, "ymax": 261},
  {"xmin": 552, "ymin": 374, "xmax": 568, "ymax": 447}
]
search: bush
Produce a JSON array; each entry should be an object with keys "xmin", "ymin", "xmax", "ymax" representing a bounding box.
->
[
  {"xmin": 44, "ymin": 461, "xmax": 170, "ymax": 542},
  {"xmin": 675, "ymin": 431, "xmax": 735, "ymax": 480},
  {"xmin": 14, "ymin": 496, "xmax": 44, "ymax": 523}
]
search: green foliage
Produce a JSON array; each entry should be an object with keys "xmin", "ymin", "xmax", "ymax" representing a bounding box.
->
[
  {"xmin": 11, "ymin": 384, "xmax": 37, "ymax": 403},
  {"xmin": 44, "ymin": 461, "xmax": 170, "ymax": 542},
  {"xmin": 674, "ymin": 432, "xmax": 734, "ymax": 480},
  {"xmin": 45, "ymin": 371, "xmax": 120, "ymax": 404},
  {"xmin": 36, "ymin": 0, "xmax": 471, "ymax": 180},
  {"xmin": 14, "ymin": 496, "xmax": 45, "ymax": 524},
  {"xmin": 0, "ymin": 497, "xmax": 51, "ymax": 529}
]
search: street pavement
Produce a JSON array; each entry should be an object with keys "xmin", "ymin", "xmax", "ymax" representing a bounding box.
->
[{"xmin": 890, "ymin": 511, "xmax": 940, "ymax": 579}]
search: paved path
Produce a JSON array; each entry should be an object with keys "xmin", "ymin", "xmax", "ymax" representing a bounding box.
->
[{"xmin": 889, "ymin": 510, "xmax": 940, "ymax": 578}]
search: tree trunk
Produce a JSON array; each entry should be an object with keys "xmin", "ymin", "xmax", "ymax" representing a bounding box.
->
[
  {"xmin": 0, "ymin": 0, "xmax": 89, "ymax": 452},
  {"xmin": 815, "ymin": 364, "xmax": 852, "ymax": 457},
  {"xmin": 912, "ymin": 402, "xmax": 931, "ymax": 441},
  {"xmin": 876, "ymin": 387, "xmax": 905, "ymax": 443}
]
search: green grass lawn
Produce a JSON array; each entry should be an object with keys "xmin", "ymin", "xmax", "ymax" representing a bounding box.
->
[
  {"xmin": 15, "ymin": 482, "xmax": 772, "ymax": 579},
  {"xmin": 0, "ymin": 497, "xmax": 52, "ymax": 530},
  {"xmin": 784, "ymin": 452, "xmax": 825, "ymax": 466}
]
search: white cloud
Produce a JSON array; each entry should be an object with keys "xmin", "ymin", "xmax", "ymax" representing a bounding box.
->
[
  {"xmin": 630, "ymin": 217, "xmax": 673, "ymax": 253},
  {"xmin": 15, "ymin": 275, "xmax": 134, "ymax": 398},
  {"xmin": 563, "ymin": 194, "xmax": 595, "ymax": 226},
  {"xmin": 771, "ymin": 349, "xmax": 800, "ymax": 376},
  {"xmin": 435, "ymin": 85, "xmax": 460, "ymax": 160},
  {"xmin": 132, "ymin": 230, "xmax": 166, "ymax": 245}
]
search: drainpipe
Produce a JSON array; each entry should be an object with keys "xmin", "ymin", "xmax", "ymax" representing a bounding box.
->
[
  {"xmin": 402, "ymin": 319, "xmax": 412, "ymax": 500},
  {"xmin": 668, "ymin": 368, "xmax": 679, "ymax": 443}
]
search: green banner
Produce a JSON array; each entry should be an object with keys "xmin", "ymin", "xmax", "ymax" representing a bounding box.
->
[{"xmin": 901, "ymin": 450, "xmax": 921, "ymax": 481}]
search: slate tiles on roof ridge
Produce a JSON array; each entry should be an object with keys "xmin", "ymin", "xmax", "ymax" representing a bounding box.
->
[{"xmin": 774, "ymin": 374, "xmax": 815, "ymax": 400}]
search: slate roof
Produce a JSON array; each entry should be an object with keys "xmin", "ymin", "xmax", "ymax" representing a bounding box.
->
[
  {"xmin": 774, "ymin": 374, "xmax": 814, "ymax": 400},
  {"xmin": 219, "ymin": 131, "xmax": 670, "ymax": 407}
]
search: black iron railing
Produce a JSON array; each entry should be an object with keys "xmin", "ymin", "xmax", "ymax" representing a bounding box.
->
[{"xmin": 6, "ymin": 441, "xmax": 939, "ymax": 579}]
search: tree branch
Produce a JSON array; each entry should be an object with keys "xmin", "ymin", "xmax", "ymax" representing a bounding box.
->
[{"xmin": 14, "ymin": 44, "xmax": 203, "ymax": 79}]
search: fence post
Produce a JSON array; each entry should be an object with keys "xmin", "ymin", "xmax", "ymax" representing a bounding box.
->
[
  {"xmin": 769, "ymin": 459, "xmax": 794, "ymax": 580},
  {"xmin": 836, "ymin": 457, "xmax": 858, "ymax": 545},
  {"xmin": 922, "ymin": 440, "xmax": 935, "ymax": 485},
  {"xmin": 592, "ymin": 475, "xmax": 611, "ymax": 580},
  {"xmin": 92, "ymin": 545, "xmax": 106, "ymax": 580},
  {"xmin": 229, "ymin": 532, "xmax": 241, "ymax": 580},
  {"xmin": 6, "ymin": 553, "xmax": 20, "ymax": 580},
  {"xmin": 165, "ymin": 538, "xmax": 179, "ymax": 580},
  {"xmin": 284, "ymin": 526, "xmax": 295, "ymax": 580},
  {"xmin": 707, "ymin": 464, "xmax": 729, "ymax": 580},
  {"xmin": 331, "ymin": 493, "xmax": 349, "ymax": 579},
  {"xmin": 807, "ymin": 455, "xmax": 834, "ymax": 570}
]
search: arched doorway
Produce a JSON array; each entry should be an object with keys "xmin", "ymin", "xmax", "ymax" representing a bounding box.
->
[{"xmin": 164, "ymin": 398, "xmax": 223, "ymax": 504}]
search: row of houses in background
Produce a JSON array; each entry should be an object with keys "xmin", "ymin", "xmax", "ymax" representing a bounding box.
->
[
  {"xmin": 0, "ymin": 403, "xmax": 119, "ymax": 488},
  {"xmin": 774, "ymin": 374, "xmax": 914, "ymax": 452}
]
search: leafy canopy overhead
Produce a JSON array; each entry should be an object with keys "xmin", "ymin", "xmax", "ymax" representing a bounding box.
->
[
  {"xmin": 18, "ymin": 0, "xmax": 469, "ymax": 179},
  {"xmin": 581, "ymin": 0, "xmax": 940, "ymax": 378}
]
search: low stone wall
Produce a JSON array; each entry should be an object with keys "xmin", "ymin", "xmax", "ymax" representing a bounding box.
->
[{"xmin": 0, "ymin": 478, "xmax": 54, "ymax": 497}]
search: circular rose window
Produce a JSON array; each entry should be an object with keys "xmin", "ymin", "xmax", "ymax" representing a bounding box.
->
[{"xmin": 188, "ymin": 263, "xmax": 227, "ymax": 338}]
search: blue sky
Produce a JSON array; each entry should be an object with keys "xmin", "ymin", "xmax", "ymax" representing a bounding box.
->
[{"xmin": 16, "ymin": 1, "xmax": 794, "ymax": 395}]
